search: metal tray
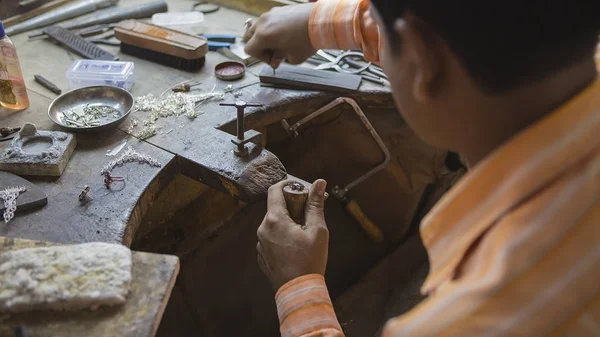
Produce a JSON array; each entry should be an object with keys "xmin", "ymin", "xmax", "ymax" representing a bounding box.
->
[{"xmin": 48, "ymin": 86, "xmax": 134, "ymax": 132}]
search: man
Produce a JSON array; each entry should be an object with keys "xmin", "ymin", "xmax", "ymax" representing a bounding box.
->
[{"xmin": 244, "ymin": 0, "xmax": 600, "ymax": 336}]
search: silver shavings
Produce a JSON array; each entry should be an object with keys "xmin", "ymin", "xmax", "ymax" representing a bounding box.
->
[
  {"xmin": 101, "ymin": 147, "xmax": 161, "ymax": 176},
  {"xmin": 186, "ymin": 110, "xmax": 199, "ymax": 119},
  {"xmin": 126, "ymin": 119, "xmax": 138, "ymax": 134},
  {"xmin": 137, "ymin": 124, "xmax": 157, "ymax": 140},
  {"xmin": 61, "ymin": 104, "xmax": 120, "ymax": 128},
  {"xmin": 135, "ymin": 91, "xmax": 223, "ymax": 122},
  {"xmin": 132, "ymin": 90, "xmax": 224, "ymax": 140},
  {"xmin": 0, "ymin": 186, "xmax": 26, "ymax": 223},
  {"xmin": 223, "ymin": 84, "xmax": 243, "ymax": 98}
]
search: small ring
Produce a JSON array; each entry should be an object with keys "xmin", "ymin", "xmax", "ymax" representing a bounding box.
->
[{"xmin": 244, "ymin": 18, "xmax": 253, "ymax": 31}]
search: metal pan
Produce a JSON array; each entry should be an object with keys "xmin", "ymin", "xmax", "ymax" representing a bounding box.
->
[{"xmin": 48, "ymin": 86, "xmax": 134, "ymax": 132}]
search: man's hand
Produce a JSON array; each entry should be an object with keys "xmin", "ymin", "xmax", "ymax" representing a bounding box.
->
[
  {"xmin": 243, "ymin": 3, "xmax": 317, "ymax": 69},
  {"xmin": 257, "ymin": 179, "xmax": 329, "ymax": 290}
]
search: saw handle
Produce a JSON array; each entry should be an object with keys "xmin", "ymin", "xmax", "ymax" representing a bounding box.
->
[{"xmin": 344, "ymin": 199, "xmax": 384, "ymax": 243}]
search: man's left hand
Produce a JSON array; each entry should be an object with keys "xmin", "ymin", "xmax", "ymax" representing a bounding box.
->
[{"xmin": 257, "ymin": 179, "xmax": 329, "ymax": 291}]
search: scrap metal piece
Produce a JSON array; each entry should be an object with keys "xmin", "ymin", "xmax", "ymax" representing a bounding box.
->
[
  {"xmin": 78, "ymin": 185, "xmax": 91, "ymax": 203},
  {"xmin": 34, "ymin": 74, "xmax": 62, "ymax": 95},
  {"xmin": 0, "ymin": 127, "xmax": 20, "ymax": 138},
  {"xmin": 101, "ymin": 146, "xmax": 161, "ymax": 176},
  {"xmin": 0, "ymin": 186, "xmax": 26, "ymax": 223}
]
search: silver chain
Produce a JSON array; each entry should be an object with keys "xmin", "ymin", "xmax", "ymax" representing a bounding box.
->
[
  {"xmin": 101, "ymin": 147, "xmax": 161, "ymax": 176},
  {"xmin": 0, "ymin": 186, "xmax": 26, "ymax": 223}
]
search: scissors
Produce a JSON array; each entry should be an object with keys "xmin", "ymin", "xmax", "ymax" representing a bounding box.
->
[
  {"xmin": 313, "ymin": 50, "xmax": 385, "ymax": 85},
  {"xmin": 315, "ymin": 51, "xmax": 372, "ymax": 74}
]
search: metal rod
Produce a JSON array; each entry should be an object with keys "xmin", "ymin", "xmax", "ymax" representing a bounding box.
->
[
  {"xmin": 7, "ymin": 0, "xmax": 119, "ymax": 35},
  {"xmin": 34, "ymin": 74, "xmax": 62, "ymax": 95},
  {"xmin": 287, "ymin": 97, "xmax": 391, "ymax": 195},
  {"xmin": 236, "ymin": 106, "xmax": 244, "ymax": 142}
]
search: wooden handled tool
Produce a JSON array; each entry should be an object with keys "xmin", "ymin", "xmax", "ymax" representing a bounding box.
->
[
  {"xmin": 332, "ymin": 186, "xmax": 384, "ymax": 243},
  {"xmin": 282, "ymin": 177, "xmax": 329, "ymax": 222},
  {"xmin": 283, "ymin": 182, "xmax": 308, "ymax": 221},
  {"xmin": 344, "ymin": 198, "xmax": 383, "ymax": 243}
]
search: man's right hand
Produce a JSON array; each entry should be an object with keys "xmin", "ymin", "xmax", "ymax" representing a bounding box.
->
[{"xmin": 243, "ymin": 3, "xmax": 316, "ymax": 69}]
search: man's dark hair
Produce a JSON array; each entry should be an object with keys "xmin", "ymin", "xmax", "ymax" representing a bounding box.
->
[{"xmin": 370, "ymin": 0, "xmax": 600, "ymax": 93}]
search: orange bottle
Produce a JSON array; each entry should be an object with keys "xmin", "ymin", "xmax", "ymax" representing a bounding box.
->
[{"xmin": 0, "ymin": 20, "xmax": 29, "ymax": 110}]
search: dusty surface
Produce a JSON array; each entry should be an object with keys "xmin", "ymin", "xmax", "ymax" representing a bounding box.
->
[
  {"xmin": 0, "ymin": 242, "xmax": 132, "ymax": 313},
  {"xmin": 0, "ymin": 237, "xmax": 179, "ymax": 337}
]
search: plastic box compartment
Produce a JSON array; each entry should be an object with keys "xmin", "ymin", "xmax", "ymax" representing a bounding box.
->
[{"xmin": 66, "ymin": 60, "xmax": 135, "ymax": 91}]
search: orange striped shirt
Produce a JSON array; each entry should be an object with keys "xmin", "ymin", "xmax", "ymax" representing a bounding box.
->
[{"xmin": 275, "ymin": 1, "xmax": 600, "ymax": 336}]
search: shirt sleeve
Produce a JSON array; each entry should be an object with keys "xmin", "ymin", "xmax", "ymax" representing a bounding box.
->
[
  {"xmin": 275, "ymin": 274, "xmax": 344, "ymax": 337},
  {"xmin": 308, "ymin": 0, "xmax": 381, "ymax": 63}
]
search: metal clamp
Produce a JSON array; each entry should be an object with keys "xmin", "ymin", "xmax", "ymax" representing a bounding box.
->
[{"xmin": 220, "ymin": 101, "xmax": 263, "ymax": 157}]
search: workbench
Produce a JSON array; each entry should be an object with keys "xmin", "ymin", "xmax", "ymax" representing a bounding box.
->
[
  {"xmin": 1, "ymin": 0, "xmax": 393, "ymax": 246},
  {"xmin": 0, "ymin": 1, "xmax": 403, "ymax": 336}
]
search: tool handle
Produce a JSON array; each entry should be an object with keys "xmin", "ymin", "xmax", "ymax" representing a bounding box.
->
[
  {"xmin": 283, "ymin": 184, "xmax": 308, "ymax": 221},
  {"xmin": 201, "ymin": 34, "xmax": 236, "ymax": 43},
  {"xmin": 345, "ymin": 199, "xmax": 383, "ymax": 243},
  {"xmin": 207, "ymin": 41, "xmax": 230, "ymax": 51},
  {"xmin": 34, "ymin": 75, "xmax": 62, "ymax": 95}
]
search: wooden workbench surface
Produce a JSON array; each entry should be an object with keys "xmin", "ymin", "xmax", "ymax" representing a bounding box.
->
[
  {"xmin": 1, "ymin": 0, "xmax": 392, "ymax": 245},
  {"xmin": 0, "ymin": 237, "xmax": 180, "ymax": 337}
]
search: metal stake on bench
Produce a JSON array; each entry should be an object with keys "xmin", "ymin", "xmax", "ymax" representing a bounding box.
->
[{"xmin": 220, "ymin": 101, "xmax": 263, "ymax": 157}]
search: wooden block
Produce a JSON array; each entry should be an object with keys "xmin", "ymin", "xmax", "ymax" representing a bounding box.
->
[
  {"xmin": 259, "ymin": 64, "xmax": 362, "ymax": 93},
  {"xmin": 0, "ymin": 124, "xmax": 76, "ymax": 177},
  {"xmin": 114, "ymin": 20, "xmax": 208, "ymax": 60},
  {"xmin": 0, "ymin": 171, "xmax": 47, "ymax": 213}
]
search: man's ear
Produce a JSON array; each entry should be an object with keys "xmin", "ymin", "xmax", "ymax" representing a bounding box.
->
[{"xmin": 395, "ymin": 14, "xmax": 443, "ymax": 102}]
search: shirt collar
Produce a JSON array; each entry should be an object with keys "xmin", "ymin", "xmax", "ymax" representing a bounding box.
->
[{"xmin": 420, "ymin": 76, "xmax": 600, "ymax": 294}]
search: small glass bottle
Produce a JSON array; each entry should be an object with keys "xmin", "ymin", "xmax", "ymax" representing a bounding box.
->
[{"xmin": 0, "ymin": 20, "xmax": 29, "ymax": 110}]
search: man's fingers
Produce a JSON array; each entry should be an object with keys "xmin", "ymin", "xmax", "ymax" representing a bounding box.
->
[
  {"xmin": 304, "ymin": 179, "xmax": 327, "ymax": 227},
  {"xmin": 242, "ymin": 19, "xmax": 257, "ymax": 42},
  {"xmin": 244, "ymin": 36, "xmax": 276, "ymax": 65},
  {"xmin": 269, "ymin": 55, "xmax": 285, "ymax": 69}
]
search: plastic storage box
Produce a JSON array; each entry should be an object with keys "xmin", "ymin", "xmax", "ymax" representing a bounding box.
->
[
  {"xmin": 66, "ymin": 60, "xmax": 135, "ymax": 91},
  {"xmin": 152, "ymin": 12, "xmax": 205, "ymax": 35}
]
